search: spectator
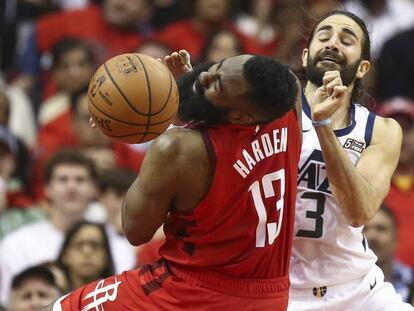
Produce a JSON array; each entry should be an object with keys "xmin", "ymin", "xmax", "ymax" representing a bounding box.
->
[
  {"xmin": 364, "ymin": 204, "xmax": 414, "ymax": 303},
  {"xmin": 6, "ymin": 265, "xmax": 61, "ymax": 311},
  {"xmin": 155, "ymin": 0, "xmax": 263, "ymax": 64},
  {"xmin": 17, "ymin": 0, "xmax": 153, "ymax": 93},
  {"xmin": 0, "ymin": 122, "xmax": 41, "ymax": 239},
  {"xmin": 35, "ymin": 38, "xmax": 95, "ymax": 181},
  {"xmin": 377, "ymin": 97, "xmax": 414, "ymax": 267},
  {"xmin": 199, "ymin": 29, "xmax": 244, "ymax": 63},
  {"xmin": 72, "ymin": 91, "xmax": 145, "ymax": 174},
  {"xmin": 0, "ymin": 149, "xmax": 98, "ymax": 305},
  {"xmin": 0, "ymin": 90, "xmax": 33, "ymax": 207},
  {"xmin": 0, "ymin": 82, "xmax": 36, "ymax": 149},
  {"xmin": 94, "ymin": 169, "xmax": 138, "ymax": 272},
  {"xmin": 56, "ymin": 221, "xmax": 115, "ymax": 292},
  {"xmin": 40, "ymin": 262, "xmax": 69, "ymax": 295},
  {"xmin": 135, "ymin": 39, "xmax": 172, "ymax": 61},
  {"xmin": 0, "ymin": 0, "xmax": 59, "ymax": 75},
  {"xmin": 150, "ymin": 0, "xmax": 183, "ymax": 29},
  {"xmin": 376, "ymin": 27, "xmax": 414, "ymax": 102},
  {"xmin": 236, "ymin": 0, "xmax": 277, "ymax": 46},
  {"xmin": 34, "ymin": 87, "xmax": 144, "ymax": 201}
]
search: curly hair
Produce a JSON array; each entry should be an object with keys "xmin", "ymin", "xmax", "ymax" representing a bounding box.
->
[{"xmin": 243, "ymin": 56, "xmax": 298, "ymax": 121}]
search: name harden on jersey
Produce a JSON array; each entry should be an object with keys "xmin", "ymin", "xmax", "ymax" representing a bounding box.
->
[{"xmin": 233, "ymin": 128, "xmax": 288, "ymax": 178}]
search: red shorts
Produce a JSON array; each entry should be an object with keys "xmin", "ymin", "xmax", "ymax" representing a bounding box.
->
[{"xmin": 54, "ymin": 260, "xmax": 289, "ymax": 310}]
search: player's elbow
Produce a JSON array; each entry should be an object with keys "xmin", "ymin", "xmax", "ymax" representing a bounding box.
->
[
  {"xmin": 124, "ymin": 229, "xmax": 153, "ymax": 246},
  {"xmin": 350, "ymin": 217, "xmax": 368, "ymax": 228},
  {"xmin": 349, "ymin": 203, "xmax": 377, "ymax": 228}
]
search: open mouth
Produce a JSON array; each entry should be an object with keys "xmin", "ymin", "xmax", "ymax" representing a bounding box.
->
[{"xmin": 318, "ymin": 55, "xmax": 341, "ymax": 64}]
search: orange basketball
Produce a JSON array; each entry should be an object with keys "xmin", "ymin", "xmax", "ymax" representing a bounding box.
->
[{"xmin": 87, "ymin": 53, "xmax": 179, "ymax": 144}]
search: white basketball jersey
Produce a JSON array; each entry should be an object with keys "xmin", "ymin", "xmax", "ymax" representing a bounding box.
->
[{"xmin": 290, "ymin": 95, "xmax": 378, "ymax": 289}]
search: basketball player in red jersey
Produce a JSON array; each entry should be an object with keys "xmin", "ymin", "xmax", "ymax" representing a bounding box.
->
[{"xmin": 44, "ymin": 51, "xmax": 304, "ymax": 311}]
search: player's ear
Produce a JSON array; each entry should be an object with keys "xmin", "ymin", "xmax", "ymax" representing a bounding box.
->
[
  {"xmin": 227, "ymin": 111, "xmax": 253, "ymax": 125},
  {"xmin": 356, "ymin": 60, "xmax": 370, "ymax": 79},
  {"xmin": 302, "ymin": 49, "xmax": 309, "ymax": 68}
]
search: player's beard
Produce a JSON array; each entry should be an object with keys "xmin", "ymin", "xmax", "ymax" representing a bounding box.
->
[
  {"xmin": 306, "ymin": 51, "xmax": 361, "ymax": 87},
  {"xmin": 177, "ymin": 62, "xmax": 230, "ymax": 125}
]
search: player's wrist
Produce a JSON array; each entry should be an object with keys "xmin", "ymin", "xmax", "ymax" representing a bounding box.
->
[{"xmin": 312, "ymin": 118, "xmax": 332, "ymax": 127}]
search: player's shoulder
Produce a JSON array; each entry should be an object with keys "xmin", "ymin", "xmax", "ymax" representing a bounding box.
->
[
  {"xmin": 151, "ymin": 127, "xmax": 204, "ymax": 154},
  {"xmin": 371, "ymin": 115, "xmax": 402, "ymax": 145}
]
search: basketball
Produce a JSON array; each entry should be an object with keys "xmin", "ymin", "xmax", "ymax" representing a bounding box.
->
[{"xmin": 87, "ymin": 53, "xmax": 179, "ymax": 144}]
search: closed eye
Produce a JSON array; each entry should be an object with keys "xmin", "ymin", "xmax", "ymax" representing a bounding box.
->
[{"xmin": 218, "ymin": 78, "xmax": 224, "ymax": 92}]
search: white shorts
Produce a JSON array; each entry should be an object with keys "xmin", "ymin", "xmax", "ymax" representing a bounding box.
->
[{"xmin": 288, "ymin": 265, "xmax": 413, "ymax": 311}]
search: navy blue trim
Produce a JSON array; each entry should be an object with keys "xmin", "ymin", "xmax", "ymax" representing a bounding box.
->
[
  {"xmin": 333, "ymin": 103, "xmax": 356, "ymax": 137},
  {"xmin": 364, "ymin": 112, "xmax": 376, "ymax": 147},
  {"xmin": 302, "ymin": 91, "xmax": 312, "ymax": 119}
]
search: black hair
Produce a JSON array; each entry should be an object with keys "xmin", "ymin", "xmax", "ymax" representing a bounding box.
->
[
  {"xmin": 199, "ymin": 29, "xmax": 244, "ymax": 63},
  {"xmin": 243, "ymin": 56, "xmax": 297, "ymax": 121},
  {"xmin": 98, "ymin": 168, "xmax": 136, "ymax": 196},
  {"xmin": 44, "ymin": 149, "xmax": 98, "ymax": 184},
  {"xmin": 57, "ymin": 221, "xmax": 115, "ymax": 290},
  {"xmin": 51, "ymin": 37, "xmax": 94, "ymax": 69},
  {"xmin": 11, "ymin": 265, "xmax": 57, "ymax": 290},
  {"xmin": 307, "ymin": 10, "xmax": 371, "ymax": 103}
]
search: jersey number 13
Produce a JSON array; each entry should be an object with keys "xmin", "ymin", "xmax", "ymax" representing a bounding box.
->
[{"xmin": 249, "ymin": 169, "xmax": 285, "ymax": 248}]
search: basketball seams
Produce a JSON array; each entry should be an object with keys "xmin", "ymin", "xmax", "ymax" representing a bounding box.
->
[
  {"xmin": 88, "ymin": 94, "xmax": 177, "ymax": 126},
  {"xmin": 88, "ymin": 53, "xmax": 179, "ymax": 144},
  {"xmin": 103, "ymin": 62, "xmax": 148, "ymax": 116},
  {"xmin": 106, "ymin": 132, "xmax": 162, "ymax": 138},
  {"xmin": 133, "ymin": 54, "xmax": 152, "ymax": 143}
]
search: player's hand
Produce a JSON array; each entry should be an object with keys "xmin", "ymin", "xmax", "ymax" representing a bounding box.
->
[
  {"xmin": 310, "ymin": 71, "xmax": 348, "ymax": 121},
  {"xmin": 160, "ymin": 50, "xmax": 192, "ymax": 80}
]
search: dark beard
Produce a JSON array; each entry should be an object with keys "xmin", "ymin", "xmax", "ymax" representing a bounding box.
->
[
  {"xmin": 306, "ymin": 53, "xmax": 361, "ymax": 87},
  {"xmin": 177, "ymin": 62, "xmax": 230, "ymax": 125}
]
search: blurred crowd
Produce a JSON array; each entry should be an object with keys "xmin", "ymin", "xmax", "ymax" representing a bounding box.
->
[{"xmin": 0, "ymin": 0, "xmax": 413, "ymax": 310}]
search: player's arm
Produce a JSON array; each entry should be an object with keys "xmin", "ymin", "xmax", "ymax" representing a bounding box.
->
[
  {"xmin": 311, "ymin": 72, "xmax": 402, "ymax": 227},
  {"xmin": 122, "ymin": 128, "xmax": 210, "ymax": 246},
  {"xmin": 122, "ymin": 130, "xmax": 183, "ymax": 245},
  {"xmin": 316, "ymin": 117, "xmax": 401, "ymax": 227}
]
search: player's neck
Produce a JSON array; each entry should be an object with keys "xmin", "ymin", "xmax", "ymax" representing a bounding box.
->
[{"xmin": 304, "ymin": 82, "xmax": 352, "ymax": 130}]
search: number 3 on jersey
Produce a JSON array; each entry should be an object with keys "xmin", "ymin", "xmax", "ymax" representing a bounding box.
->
[
  {"xmin": 249, "ymin": 169, "xmax": 285, "ymax": 248},
  {"xmin": 296, "ymin": 192, "xmax": 326, "ymax": 238}
]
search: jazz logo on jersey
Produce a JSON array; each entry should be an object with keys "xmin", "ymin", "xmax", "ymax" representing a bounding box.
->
[
  {"xmin": 343, "ymin": 138, "xmax": 365, "ymax": 153},
  {"xmin": 297, "ymin": 150, "xmax": 331, "ymax": 195},
  {"xmin": 81, "ymin": 278, "xmax": 122, "ymax": 311}
]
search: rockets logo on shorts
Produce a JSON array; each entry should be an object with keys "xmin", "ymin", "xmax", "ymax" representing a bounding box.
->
[{"xmin": 81, "ymin": 278, "xmax": 122, "ymax": 311}]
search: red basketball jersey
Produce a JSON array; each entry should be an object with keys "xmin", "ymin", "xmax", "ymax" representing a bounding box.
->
[{"xmin": 160, "ymin": 110, "xmax": 301, "ymax": 279}]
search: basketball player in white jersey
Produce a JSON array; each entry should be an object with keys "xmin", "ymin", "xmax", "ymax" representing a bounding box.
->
[{"xmin": 289, "ymin": 10, "xmax": 414, "ymax": 310}]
